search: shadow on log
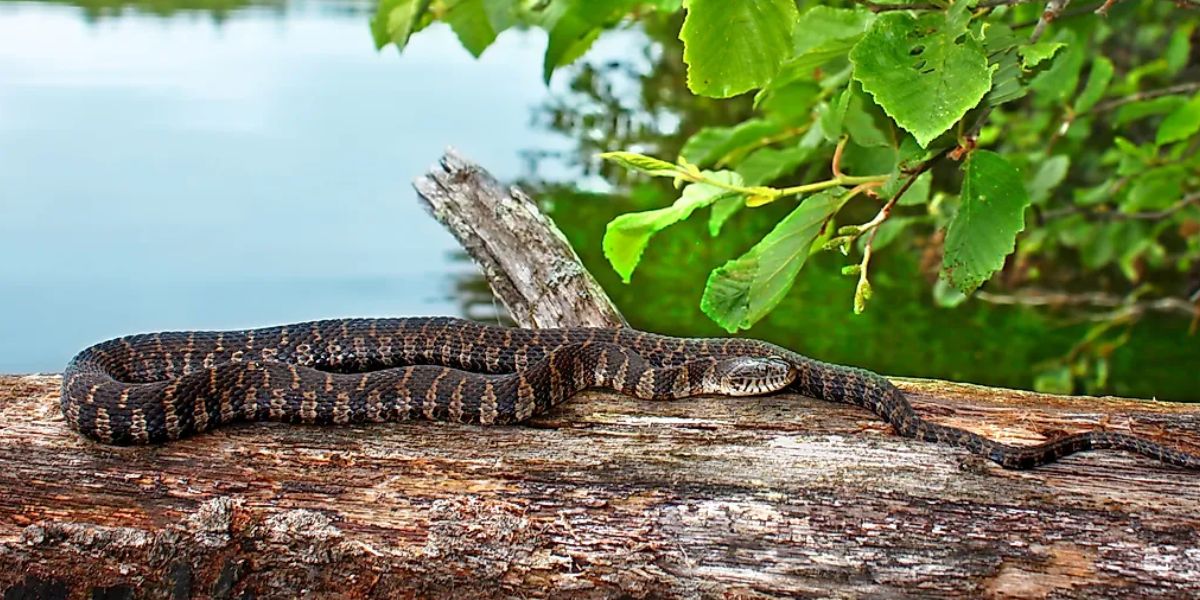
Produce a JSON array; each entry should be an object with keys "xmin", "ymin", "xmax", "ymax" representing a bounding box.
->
[{"xmin": 1, "ymin": 150, "xmax": 1198, "ymax": 598}]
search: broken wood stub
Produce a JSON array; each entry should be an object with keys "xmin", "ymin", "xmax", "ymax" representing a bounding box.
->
[{"xmin": 413, "ymin": 148, "xmax": 625, "ymax": 330}]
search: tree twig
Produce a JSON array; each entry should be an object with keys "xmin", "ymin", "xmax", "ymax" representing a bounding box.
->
[
  {"xmin": 974, "ymin": 289, "xmax": 1197, "ymax": 320},
  {"xmin": 1091, "ymin": 81, "xmax": 1200, "ymax": 114},
  {"xmin": 1041, "ymin": 191, "xmax": 1199, "ymax": 222},
  {"xmin": 856, "ymin": 0, "xmax": 1039, "ymax": 12},
  {"xmin": 1031, "ymin": 0, "xmax": 1073, "ymax": 43}
]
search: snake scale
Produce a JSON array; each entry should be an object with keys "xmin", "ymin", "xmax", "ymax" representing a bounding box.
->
[{"xmin": 62, "ymin": 317, "xmax": 1200, "ymax": 470}]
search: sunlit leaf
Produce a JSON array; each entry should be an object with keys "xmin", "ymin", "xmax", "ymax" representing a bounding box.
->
[
  {"xmin": 701, "ymin": 190, "xmax": 847, "ymax": 332},
  {"xmin": 1017, "ymin": 41, "xmax": 1065, "ymax": 68},
  {"xmin": 941, "ymin": 150, "xmax": 1030, "ymax": 294},
  {"xmin": 444, "ymin": 0, "xmax": 498, "ymax": 57},
  {"xmin": 680, "ymin": 0, "xmax": 799, "ymax": 98},
  {"xmin": 371, "ymin": 0, "xmax": 432, "ymax": 51},
  {"xmin": 850, "ymin": 12, "xmax": 992, "ymax": 147},
  {"xmin": 1156, "ymin": 93, "xmax": 1200, "ymax": 146},
  {"xmin": 598, "ymin": 151, "xmax": 679, "ymax": 177},
  {"xmin": 604, "ymin": 171, "xmax": 742, "ymax": 282}
]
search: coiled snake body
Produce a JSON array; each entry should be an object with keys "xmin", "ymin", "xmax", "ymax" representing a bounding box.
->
[{"xmin": 62, "ymin": 317, "xmax": 1200, "ymax": 470}]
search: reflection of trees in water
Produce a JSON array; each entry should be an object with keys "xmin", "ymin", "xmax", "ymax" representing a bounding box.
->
[
  {"xmin": 521, "ymin": 14, "xmax": 748, "ymax": 187},
  {"xmin": 6, "ymin": 0, "xmax": 374, "ymax": 22}
]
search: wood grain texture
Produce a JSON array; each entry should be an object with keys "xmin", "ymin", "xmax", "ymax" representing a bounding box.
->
[
  {"xmin": 413, "ymin": 149, "xmax": 625, "ymax": 330},
  {"xmin": 2, "ymin": 374, "xmax": 1198, "ymax": 598}
]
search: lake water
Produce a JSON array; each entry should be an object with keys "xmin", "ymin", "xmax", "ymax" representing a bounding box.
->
[{"xmin": 0, "ymin": 0, "xmax": 572, "ymax": 372}]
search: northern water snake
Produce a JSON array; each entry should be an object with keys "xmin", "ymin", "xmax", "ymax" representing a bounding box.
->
[{"xmin": 61, "ymin": 317, "xmax": 1200, "ymax": 470}]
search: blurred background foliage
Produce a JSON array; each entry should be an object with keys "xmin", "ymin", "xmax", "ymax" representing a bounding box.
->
[{"xmin": 386, "ymin": 0, "xmax": 1200, "ymax": 399}]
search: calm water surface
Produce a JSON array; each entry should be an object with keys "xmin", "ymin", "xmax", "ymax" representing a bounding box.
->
[{"xmin": 0, "ymin": 0, "xmax": 572, "ymax": 372}]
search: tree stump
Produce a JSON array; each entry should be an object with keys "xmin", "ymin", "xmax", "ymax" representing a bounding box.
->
[{"xmin": 2, "ymin": 151, "xmax": 1197, "ymax": 599}]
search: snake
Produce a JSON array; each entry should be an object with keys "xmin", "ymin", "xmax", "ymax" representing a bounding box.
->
[{"xmin": 61, "ymin": 317, "xmax": 1200, "ymax": 470}]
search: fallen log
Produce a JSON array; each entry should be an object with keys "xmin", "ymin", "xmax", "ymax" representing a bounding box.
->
[{"xmin": 1, "ymin": 151, "xmax": 1198, "ymax": 598}]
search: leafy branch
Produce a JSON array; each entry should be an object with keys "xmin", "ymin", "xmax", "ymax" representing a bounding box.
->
[
  {"xmin": 597, "ymin": 151, "xmax": 888, "ymax": 207},
  {"xmin": 374, "ymin": 0, "xmax": 1200, "ymax": 345}
]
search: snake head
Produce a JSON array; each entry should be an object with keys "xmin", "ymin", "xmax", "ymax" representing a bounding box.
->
[{"xmin": 708, "ymin": 357, "xmax": 797, "ymax": 396}]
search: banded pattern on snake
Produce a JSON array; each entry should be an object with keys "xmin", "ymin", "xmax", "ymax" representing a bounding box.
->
[{"xmin": 61, "ymin": 317, "xmax": 1200, "ymax": 470}]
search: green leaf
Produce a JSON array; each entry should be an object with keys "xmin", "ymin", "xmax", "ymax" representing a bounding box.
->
[
  {"xmin": 986, "ymin": 49, "xmax": 1026, "ymax": 107},
  {"xmin": 709, "ymin": 196, "xmax": 743, "ymax": 236},
  {"xmin": 819, "ymin": 93, "xmax": 851, "ymax": 143},
  {"xmin": 480, "ymin": 0, "xmax": 518, "ymax": 31},
  {"xmin": 1072, "ymin": 56, "xmax": 1113, "ymax": 114},
  {"xmin": 541, "ymin": 0, "xmax": 632, "ymax": 82},
  {"xmin": 736, "ymin": 144, "xmax": 814, "ymax": 186},
  {"xmin": 794, "ymin": 6, "xmax": 876, "ymax": 56},
  {"xmin": 941, "ymin": 150, "xmax": 1030, "ymax": 294},
  {"xmin": 1027, "ymin": 155, "xmax": 1069, "ymax": 204},
  {"xmin": 1123, "ymin": 166, "xmax": 1185, "ymax": 212},
  {"xmin": 680, "ymin": 120, "xmax": 782, "ymax": 167},
  {"xmin": 1018, "ymin": 41, "xmax": 1065, "ymax": 68},
  {"xmin": 1156, "ymin": 93, "xmax": 1200, "ymax": 146},
  {"xmin": 444, "ymin": 0, "xmax": 498, "ymax": 57},
  {"xmin": 680, "ymin": 0, "xmax": 799, "ymax": 98},
  {"xmin": 1114, "ymin": 95, "xmax": 1187, "ymax": 127},
  {"xmin": 604, "ymin": 171, "xmax": 743, "ymax": 282},
  {"xmin": 843, "ymin": 84, "xmax": 892, "ymax": 147},
  {"xmin": 701, "ymin": 190, "xmax": 848, "ymax": 332},
  {"xmin": 598, "ymin": 152, "xmax": 679, "ymax": 177},
  {"xmin": 371, "ymin": 0, "xmax": 432, "ymax": 51},
  {"xmin": 1029, "ymin": 30, "xmax": 1085, "ymax": 105},
  {"xmin": 982, "ymin": 24, "xmax": 1025, "ymax": 107},
  {"xmin": 932, "ymin": 277, "xmax": 968, "ymax": 308},
  {"xmin": 850, "ymin": 12, "xmax": 992, "ymax": 147},
  {"xmin": 896, "ymin": 171, "xmax": 932, "ymax": 206},
  {"xmin": 1165, "ymin": 24, "xmax": 1193, "ymax": 76},
  {"xmin": 769, "ymin": 5, "xmax": 876, "ymax": 87},
  {"xmin": 756, "ymin": 81, "xmax": 821, "ymax": 124}
]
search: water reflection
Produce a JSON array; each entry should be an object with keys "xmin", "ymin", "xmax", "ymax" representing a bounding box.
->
[{"xmin": 0, "ymin": 0, "xmax": 567, "ymax": 372}]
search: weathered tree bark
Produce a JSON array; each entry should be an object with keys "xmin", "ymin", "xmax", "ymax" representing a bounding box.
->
[
  {"xmin": 413, "ymin": 148, "xmax": 625, "ymax": 329},
  {"xmin": 2, "ymin": 375, "xmax": 1199, "ymax": 598},
  {"xmin": 2, "ymin": 151, "xmax": 1198, "ymax": 598}
]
